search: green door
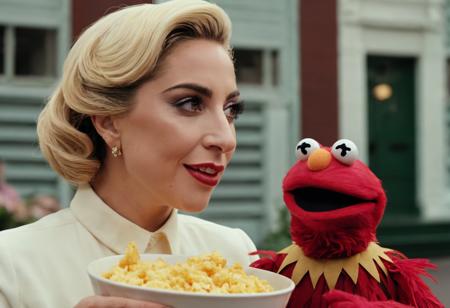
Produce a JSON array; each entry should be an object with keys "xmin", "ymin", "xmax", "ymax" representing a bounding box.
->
[{"xmin": 367, "ymin": 56, "xmax": 418, "ymax": 218}]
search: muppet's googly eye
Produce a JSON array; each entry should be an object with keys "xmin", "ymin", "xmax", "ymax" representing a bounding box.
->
[
  {"xmin": 331, "ymin": 139, "xmax": 359, "ymax": 165},
  {"xmin": 296, "ymin": 138, "xmax": 321, "ymax": 160}
]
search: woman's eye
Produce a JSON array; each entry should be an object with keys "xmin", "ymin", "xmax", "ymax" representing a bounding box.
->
[
  {"xmin": 331, "ymin": 139, "xmax": 359, "ymax": 165},
  {"xmin": 295, "ymin": 138, "xmax": 320, "ymax": 160},
  {"xmin": 172, "ymin": 96, "xmax": 204, "ymax": 113},
  {"xmin": 224, "ymin": 101, "xmax": 245, "ymax": 121}
]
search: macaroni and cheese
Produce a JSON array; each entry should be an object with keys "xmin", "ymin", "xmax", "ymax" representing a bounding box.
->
[{"xmin": 102, "ymin": 242, "xmax": 273, "ymax": 294}]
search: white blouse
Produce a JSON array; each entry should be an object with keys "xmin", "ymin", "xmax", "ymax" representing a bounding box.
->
[{"xmin": 0, "ymin": 185, "xmax": 258, "ymax": 308}]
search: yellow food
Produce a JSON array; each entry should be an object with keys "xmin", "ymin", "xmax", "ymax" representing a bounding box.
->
[{"xmin": 102, "ymin": 242, "xmax": 273, "ymax": 294}]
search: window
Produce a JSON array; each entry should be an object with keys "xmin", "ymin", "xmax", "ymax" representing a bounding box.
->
[
  {"xmin": 234, "ymin": 49, "xmax": 263, "ymax": 85},
  {"xmin": 271, "ymin": 50, "xmax": 279, "ymax": 86},
  {"xmin": 447, "ymin": 59, "xmax": 450, "ymax": 105},
  {"xmin": 234, "ymin": 48, "xmax": 279, "ymax": 86},
  {"xmin": 0, "ymin": 25, "xmax": 57, "ymax": 81},
  {"xmin": 15, "ymin": 27, "xmax": 56, "ymax": 77}
]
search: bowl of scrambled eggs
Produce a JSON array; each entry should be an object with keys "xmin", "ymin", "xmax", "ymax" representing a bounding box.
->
[{"xmin": 88, "ymin": 243, "xmax": 294, "ymax": 308}]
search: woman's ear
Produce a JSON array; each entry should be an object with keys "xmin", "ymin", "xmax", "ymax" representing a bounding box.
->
[{"xmin": 90, "ymin": 115, "xmax": 120, "ymax": 148}]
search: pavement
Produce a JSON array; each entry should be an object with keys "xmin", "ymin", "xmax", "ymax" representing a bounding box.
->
[{"xmin": 428, "ymin": 257, "xmax": 450, "ymax": 306}]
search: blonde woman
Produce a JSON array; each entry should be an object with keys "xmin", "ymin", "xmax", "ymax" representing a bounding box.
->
[{"xmin": 0, "ymin": 1, "xmax": 258, "ymax": 307}]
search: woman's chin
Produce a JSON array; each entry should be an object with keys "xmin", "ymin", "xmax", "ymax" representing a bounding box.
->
[
  {"xmin": 179, "ymin": 205, "xmax": 208, "ymax": 213},
  {"xmin": 176, "ymin": 197, "xmax": 210, "ymax": 213}
]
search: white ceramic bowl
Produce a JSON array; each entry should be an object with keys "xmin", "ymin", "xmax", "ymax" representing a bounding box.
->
[{"xmin": 88, "ymin": 254, "xmax": 295, "ymax": 308}]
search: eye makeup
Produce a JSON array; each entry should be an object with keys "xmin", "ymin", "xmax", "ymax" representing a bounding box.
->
[
  {"xmin": 167, "ymin": 86, "xmax": 244, "ymax": 122},
  {"xmin": 224, "ymin": 100, "xmax": 245, "ymax": 121},
  {"xmin": 171, "ymin": 96, "xmax": 204, "ymax": 113}
]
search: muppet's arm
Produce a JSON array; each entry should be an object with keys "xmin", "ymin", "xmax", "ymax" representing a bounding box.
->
[
  {"xmin": 385, "ymin": 251, "xmax": 443, "ymax": 308},
  {"xmin": 249, "ymin": 250, "xmax": 285, "ymax": 272},
  {"xmin": 324, "ymin": 251, "xmax": 443, "ymax": 308},
  {"xmin": 324, "ymin": 290, "xmax": 412, "ymax": 308}
]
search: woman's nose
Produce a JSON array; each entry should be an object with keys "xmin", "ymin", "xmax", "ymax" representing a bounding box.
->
[
  {"xmin": 307, "ymin": 148, "xmax": 331, "ymax": 171},
  {"xmin": 203, "ymin": 113, "xmax": 237, "ymax": 153}
]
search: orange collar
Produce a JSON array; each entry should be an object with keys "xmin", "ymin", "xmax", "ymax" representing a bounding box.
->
[{"xmin": 278, "ymin": 242, "xmax": 393, "ymax": 289}]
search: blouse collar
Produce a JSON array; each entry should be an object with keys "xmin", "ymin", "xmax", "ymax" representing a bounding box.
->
[{"xmin": 70, "ymin": 184, "xmax": 180, "ymax": 254}]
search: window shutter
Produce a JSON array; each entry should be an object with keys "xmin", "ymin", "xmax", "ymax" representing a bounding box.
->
[
  {"xmin": 447, "ymin": 0, "xmax": 450, "ymax": 52},
  {"xmin": 194, "ymin": 101, "xmax": 266, "ymax": 242},
  {"xmin": 0, "ymin": 96, "xmax": 58, "ymax": 197},
  {"xmin": 0, "ymin": 0, "xmax": 71, "ymax": 205},
  {"xmin": 187, "ymin": 0, "xmax": 299, "ymax": 245}
]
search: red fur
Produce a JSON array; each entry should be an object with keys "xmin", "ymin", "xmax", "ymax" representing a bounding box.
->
[
  {"xmin": 290, "ymin": 215, "xmax": 376, "ymax": 258},
  {"xmin": 283, "ymin": 155, "xmax": 386, "ymax": 258},
  {"xmin": 251, "ymin": 142, "xmax": 444, "ymax": 307},
  {"xmin": 386, "ymin": 251, "xmax": 442, "ymax": 308},
  {"xmin": 250, "ymin": 251, "xmax": 282, "ymax": 272},
  {"xmin": 324, "ymin": 290, "xmax": 411, "ymax": 308},
  {"xmin": 251, "ymin": 247, "xmax": 444, "ymax": 307},
  {"xmin": 255, "ymin": 252, "xmax": 403, "ymax": 308}
]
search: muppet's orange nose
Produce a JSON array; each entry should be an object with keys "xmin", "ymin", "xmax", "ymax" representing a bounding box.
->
[{"xmin": 307, "ymin": 148, "xmax": 332, "ymax": 171}]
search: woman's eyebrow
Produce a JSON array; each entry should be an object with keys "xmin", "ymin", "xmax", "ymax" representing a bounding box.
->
[
  {"xmin": 162, "ymin": 83, "xmax": 240, "ymax": 100},
  {"xmin": 227, "ymin": 90, "xmax": 240, "ymax": 100},
  {"xmin": 163, "ymin": 83, "xmax": 212, "ymax": 97}
]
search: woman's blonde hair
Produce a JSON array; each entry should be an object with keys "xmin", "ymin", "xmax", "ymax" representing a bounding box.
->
[{"xmin": 37, "ymin": 0, "xmax": 232, "ymax": 185}]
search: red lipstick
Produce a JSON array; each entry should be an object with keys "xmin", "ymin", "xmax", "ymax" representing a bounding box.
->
[{"xmin": 184, "ymin": 163, "xmax": 224, "ymax": 187}]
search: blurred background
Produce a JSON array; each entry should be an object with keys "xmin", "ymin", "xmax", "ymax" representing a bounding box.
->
[{"xmin": 0, "ymin": 0, "xmax": 449, "ymax": 303}]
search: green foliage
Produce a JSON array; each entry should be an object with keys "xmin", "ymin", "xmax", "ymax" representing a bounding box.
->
[
  {"xmin": 0, "ymin": 206, "xmax": 32, "ymax": 231},
  {"xmin": 0, "ymin": 207, "xmax": 17, "ymax": 230},
  {"xmin": 259, "ymin": 207, "xmax": 292, "ymax": 251}
]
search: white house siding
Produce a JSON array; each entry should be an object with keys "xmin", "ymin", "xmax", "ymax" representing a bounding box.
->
[
  {"xmin": 0, "ymin": 0, "xmax": 72, "ymax": 205},
  {"xmin": 0, "ymin": 0, "xmax": 299, "ymax": 245},
  {"xmin": 156, "ymin": 0, "xmax": 300, "ymax": 244},
  {"xmin": 205, "ymin": 0, "xmax": 299, "ymax": 244}
]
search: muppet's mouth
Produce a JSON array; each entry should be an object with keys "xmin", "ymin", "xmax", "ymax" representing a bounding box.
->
[{"xmin": 290, "ymin": 187, "xmax": 376, "ymax": 212}]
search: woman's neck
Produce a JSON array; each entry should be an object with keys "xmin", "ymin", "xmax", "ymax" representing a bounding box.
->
[{"xmin": 90, "ymin": 160, "xmax": 172, "ymax": 232}]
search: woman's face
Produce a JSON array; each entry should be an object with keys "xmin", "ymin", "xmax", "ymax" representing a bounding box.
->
[{"xmin": 116, "ymin": 39, "xmax": 241, "ymax": 212}]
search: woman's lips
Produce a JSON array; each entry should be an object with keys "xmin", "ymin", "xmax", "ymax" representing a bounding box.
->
[{"xmin": 184, "ymin": 163, "xmax": 224, "ymax": 187}]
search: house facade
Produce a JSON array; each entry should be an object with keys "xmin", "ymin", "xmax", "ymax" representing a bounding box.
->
[
  {"xmin": 338, "ymin": 0, "xmax": 450, "ymax": 256},
  {"xmin": 1, "ymin": 0, "xmax": 450, "ymax": 253}
]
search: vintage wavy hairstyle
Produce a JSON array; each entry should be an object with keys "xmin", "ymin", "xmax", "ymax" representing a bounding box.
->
[{"xmin": 37, "ymin": 0, "xmax": 232, "ymax": 185}]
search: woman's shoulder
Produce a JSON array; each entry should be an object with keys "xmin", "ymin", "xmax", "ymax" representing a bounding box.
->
[
  {"xmin": 0, "ymin": 208, "xmax": 77, "ymax": 249},
  {"xmin": 177, "ymin": 214, "xmax": 256, "ymax": 248},
  {"xmin": 178, "ymin": 213, "xmax": 240, "ymax": 233},
  {"xmin": 176, "ymin": 214, "xmax": 258, "ymax": 265}
]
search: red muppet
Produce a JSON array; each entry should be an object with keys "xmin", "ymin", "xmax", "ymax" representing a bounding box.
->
[{"xmin": 251, "ymin": 138, "xmax": 443, "ymax": 308}]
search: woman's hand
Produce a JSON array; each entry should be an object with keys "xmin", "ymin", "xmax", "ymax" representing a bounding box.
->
[{"xmin": 75, "ymin": 295, "xmax": 171, "ymax": 308}]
